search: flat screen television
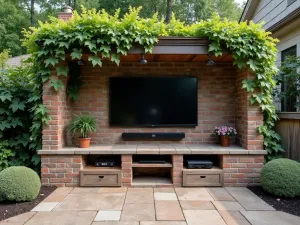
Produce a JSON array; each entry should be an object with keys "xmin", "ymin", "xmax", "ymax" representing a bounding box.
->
[{"xmin": 109, "ymin": 77, "xmax": 198, "ymax": 127}]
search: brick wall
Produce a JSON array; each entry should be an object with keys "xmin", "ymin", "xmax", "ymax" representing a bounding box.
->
[
  {"xmin": 222, "ymin": 155, "xmax": 264, "ymax": 186},
  {"xmin": 66, "ymin": 62, "xmax": 237, "ymax": 145},
  {"xmin": 42, "ymin": 73, "xmax": 72, "ymax": 150},
  {"xmin": 236, "ymin": 69, "xmax": 264, "ymax": 150},
  {"xmin": 41, "ymin": 155, "xmax": 83, "ymax": 187}
]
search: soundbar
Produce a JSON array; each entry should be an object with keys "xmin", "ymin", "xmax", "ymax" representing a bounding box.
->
[{"xmin": 122, "ymin": 132, "xmax": 185, "ymax": 139}]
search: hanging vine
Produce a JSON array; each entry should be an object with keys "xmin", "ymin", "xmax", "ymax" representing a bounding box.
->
[{"xmin": 22, "ymin": 7, "xmax": 283, "ymax": 159}]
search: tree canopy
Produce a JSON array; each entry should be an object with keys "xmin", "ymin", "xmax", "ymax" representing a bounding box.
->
[{"xmin": 2, "ymin": 0, "xmax": 244, "ymax": 56}]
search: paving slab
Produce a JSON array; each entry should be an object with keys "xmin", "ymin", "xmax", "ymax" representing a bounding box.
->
[
  {"xmin": 179, "ymin": 200, "xmax": 215, "ymax": 210},
  {"xmin": 183, "ymin": 210, "xmax": 227, "ymax": 225},
  {"xmin": 43, "ymin": 187, "xmax": 73, "ymax": 202},
  {"xmin": 71, "ymin": 187, "xmax": 127, "ymax": 194},
  {"xmin": 212, "ymin": 201, "xmax": 245, "ymax": 211},
  {"xmin": 155, "ymin": 201, "xmax": 185, "ymax": 221},
  {"xmin": 121, "ymin": 203, "xmax": 155, "ymax": 221},
  {"xmin": 25, "ymin": 211, "xmax": 97, "ymax": 225},
  {"xmin": 154, "ymin": 193, "xmax": 178, "ymax": 201},
  {"xmin": 0, "ymin": 212, "xmax": 36, "ymax": 224},
  {"xmin": 53, "ymin": 193, "xmax": 125, "ymax": 211},
  {"xmin": 175, "ymin": 188, "xmax": 214, "ymax": 201},
  {"xmin": 225, "ymin": 187, "xmax": 275, "ymax": 211},
  {"xmin": 154, "ymin": 188, "xmax": 175, "ymax": 193},
  {"xmin": 140, "ymin": 222, "xmax": 187, "ymax": 225},
  {"xmin": 219, "ymin": 211, "xmax": 251, "ymax": 225},
  {"xmin": 92, "ymin": 222, "xmax": 139, "ymax": 225},
  {"xmin": 240, "ymin": 211, "xmax": 300, "ymax": 225},
  {"xmin": 94, "ymin": 211, "xmax": 121, "ymax": 221},
  {"xmin": 125, "ymin": 188, "xmax": 154, "ymax": 203},
  {"xmin": 31, "ymin": 202, "xmax": 59, "ymax": 212},
  {"xmin": 0, "ymin": 223, "xmax": 24, "ymax": 225},
  {"xmin": 206, "ymin": 188, "xmax": 235, "ymax": 201}
]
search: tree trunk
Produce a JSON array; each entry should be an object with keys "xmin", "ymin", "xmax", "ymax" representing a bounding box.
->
[
  {"xmin": 165, "ymin": 0, "xmax": 173, "ymax": 23},
  {"xmin": 30, "ymin": 0, "xmax": 35, "ymax": 26}
]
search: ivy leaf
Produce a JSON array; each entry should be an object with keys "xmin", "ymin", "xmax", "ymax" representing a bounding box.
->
[
  {"xmin": 70, "ymin": 48, "xmax": 82, "ymax": 60},
  {"xmin": 111, "ymin": 54, "xmax": 120, "ymax": 66},
  {"xmin": 50, "ymin": 79, "xmax": 65, "ymax": 91},
  {"xmin": 88, "ymin": 55, "xmax": 102, "ymax": 67},
  {"xmin": 56, "ymin": 66, "xmax": 68, "ymax": 76},
  {"xmin": 58, "ymin": 42, "xmax": 69, "ymax": 48},
  {"xmin": 0, "ymin": 92, "xmax": 12, "ymax": 102},
  {"xmin": 11, "ymin": 119, "xmax": 23, "ymax": 128},
  {"xmin": 37, "ymin": 49, "xmax": 49, "ymax": 57},
  {"xmin": 9, "ymin": 98, "xmax": 26, "ymax": 112},
  {"xmin": 99, "ymin": 45, "xmax": 111, "ymax": 54},
  {"xmin": 44, "ymin": 38, "xmax": 55, "ymax": 46},
  {"xmin": 242, "ymin": 80, "xmax": 255, "ymax": 92},
  {"xmin": 31, "ymin": 154, "xmax": 41, "ymax": 166},
  {"xmin": 85, "ymin": 40, "xmax": 97, "ymax": 51},
  {"xmin": 0, "ymin": 121, "xmax": 11, "ymax": 131},
  {"xmin": 44, "ymin": 57, "xmax": 58, "ymax": 67}
]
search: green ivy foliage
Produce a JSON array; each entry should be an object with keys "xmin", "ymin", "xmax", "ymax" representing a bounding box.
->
[
  {"xmin": 0, "ymin": 63, "xmax": 50, "ymax": 171},
  {"xmin": 22, "ymin": 7, "xmax": 283, "ymax": 159}
]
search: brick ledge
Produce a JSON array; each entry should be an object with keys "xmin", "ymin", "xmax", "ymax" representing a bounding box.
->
[{"xmin": 38, "ymin": 144, "xmax": 267, "ymax": 155}]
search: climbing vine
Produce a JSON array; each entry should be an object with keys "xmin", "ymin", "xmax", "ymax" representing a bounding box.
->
[{"xmin": 22, "ymin": 7, "xmax": 283, "ymax": 159}]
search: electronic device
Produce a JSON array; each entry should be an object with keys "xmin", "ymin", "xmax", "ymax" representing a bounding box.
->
[
  {"xmin": 185, "ymin": 160, "xmax": 213, "ymax": 169},
  {"xmin": 94, "ymin": 160, "xmax": 116, "ymax": 167},
  {"xmin": 122, "ymin": 132, "xmax": 185, "ymax": 139},
  {"xmin": 109, "ymin": 77, "xmax": 198, "ymax": 127}
]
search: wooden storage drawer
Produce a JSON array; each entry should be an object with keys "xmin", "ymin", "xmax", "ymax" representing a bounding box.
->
[
  {"xmin": 80, "ymin": 170, "xmax": 121, "ymax": 187},
  {"xmin": 183, "ymin": 168, "xmax": 224, "ymax": 187}
]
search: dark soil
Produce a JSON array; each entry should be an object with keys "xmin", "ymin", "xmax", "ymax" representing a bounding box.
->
[
  {"xmin": 0, "ymin": 186, "xmax": 56, "ymax": 221},
  {"xmin": 248, "ymin": 186, "xmax": 300, "ymax": 217}
]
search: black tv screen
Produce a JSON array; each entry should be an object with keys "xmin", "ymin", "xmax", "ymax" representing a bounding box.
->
[{"xmin": 109, "ymin": 77, "xmax": 198, "ymax": 126}]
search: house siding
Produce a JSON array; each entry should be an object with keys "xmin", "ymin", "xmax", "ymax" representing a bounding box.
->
[{"xmin": 252, "ymin": 0, "xmax": 300, "ymax": 30}]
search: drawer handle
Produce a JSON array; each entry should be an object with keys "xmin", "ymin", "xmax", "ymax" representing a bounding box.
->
[
  {"xmin": 98, "ymin": 176, "xmax": 104, "ymax": 179},
  {"xmin": 200, "ymin": 176, "xmax": 206, "ymax": 178}
]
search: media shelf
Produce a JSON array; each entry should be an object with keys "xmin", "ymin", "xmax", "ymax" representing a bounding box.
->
[{"xmin": 132, "ymin": 163, "xmax": 173, "ymax": 168}]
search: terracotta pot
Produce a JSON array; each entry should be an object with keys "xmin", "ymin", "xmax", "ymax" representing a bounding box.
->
[
  {"xmin": 78, "ymin": 138, "xmax": 91, "ymax": 148},
  {"xmin": 221, "ymin": 136, "xmax": 230, "ymax": 147}
]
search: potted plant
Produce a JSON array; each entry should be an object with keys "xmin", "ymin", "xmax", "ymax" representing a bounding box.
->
[
  {"xmin": 213, "ymin": 126, "xmax": 237, "ymax": 147},
  {"xmin": 68, "ymin": 114, "xmax": 98, "ymax": 148}
]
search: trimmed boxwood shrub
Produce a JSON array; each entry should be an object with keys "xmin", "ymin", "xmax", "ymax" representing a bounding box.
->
[
  {"xmin": 261, "ymin": 158, "xmax": 300, "ymax": 197},
  {"xmin": 0, "ymin": 166, "xmax": 41, "ymax": 202}
]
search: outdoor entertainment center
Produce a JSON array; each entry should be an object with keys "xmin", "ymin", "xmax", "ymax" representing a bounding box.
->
[{"xmin": 37, "ymin": 7, "xmax": 267, "ymax": 188}]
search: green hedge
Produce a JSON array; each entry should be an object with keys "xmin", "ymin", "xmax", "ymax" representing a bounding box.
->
[
  {"xmin": 0, "ymin": 166, "xmax": 41, "ymax": 202},
  {"xmin": 261, "ymin": 158, "xmax": 300, "ymax": 197}
]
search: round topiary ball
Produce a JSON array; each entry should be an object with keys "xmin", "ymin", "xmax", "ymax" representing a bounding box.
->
[
  {"xmin": 261, "ymin": 158, "xmax": 300, "ymax": 198},
  {"xmin": 0, "ymin": 166, "xmax": 41, "ymax": 202}
]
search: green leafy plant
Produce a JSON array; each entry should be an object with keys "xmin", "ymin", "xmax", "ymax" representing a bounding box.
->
[
  {"xmin": 0, "ymin": 166, "xmax": 41, "ymax": 202},
  {"xmin": 261, "ymin": 158, "xmax": 300, "ymax": 197},
  {"xmin": 0, "ymin": 62, "xmax": 50, "ymax": 171},
  {"xmin": 0, "ymin": 141, "xmax": 14, "ymax": 171},
  {"xmin": 69, "ymin": 114, "xmax": 98, "ymax": 138},
  {"xmin": 22, "ymin": 8, "xmax": 283, "ymax": 159},
  {"xmin": 274, "ymin": 56, "xmax": 300, "ymax": 112}
]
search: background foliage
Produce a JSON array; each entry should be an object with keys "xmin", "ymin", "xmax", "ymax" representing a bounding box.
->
[
  {"xmin": 22, "ymin": 7, "xmax": 283, "ymax": 159},
  {"xmin": 1, "ymin": 0, "xmax": 244, "ymax": 56},
  {"xmin": 274, "ymin": 56, "xmax": 300, "ymax": 112},
  {"xmin": 0, "ymin": 61, "xmax": 49, "ymax": 172}
]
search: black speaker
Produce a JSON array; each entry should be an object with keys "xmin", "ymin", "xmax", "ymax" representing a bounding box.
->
[{"xmin": 122, "ymin": 132, "xmax": 185, "ymax": 139}]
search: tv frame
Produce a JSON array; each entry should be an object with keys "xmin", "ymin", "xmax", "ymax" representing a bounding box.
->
[{"xmin": 108, "ymin": 76, "xmax": 198, "ymax": 127}]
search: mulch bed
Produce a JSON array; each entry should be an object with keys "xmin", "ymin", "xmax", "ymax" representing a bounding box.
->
[
  {"xmin": 0, "ymin": 186, "xmax": 57, "ymax": 221},
  {"xmin": 248, "ymin": 186, "xmax": 300, "ymax": 217}
]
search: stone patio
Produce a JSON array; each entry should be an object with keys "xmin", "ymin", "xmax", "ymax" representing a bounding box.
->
[{"xmin": 1, "ymin": 187, "xmax": 300, "ymax": 225}]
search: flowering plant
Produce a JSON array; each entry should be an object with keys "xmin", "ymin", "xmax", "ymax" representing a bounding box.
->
[{"xmin": 213, "ymin": 126, "xmax": 237, "ymax": 138}]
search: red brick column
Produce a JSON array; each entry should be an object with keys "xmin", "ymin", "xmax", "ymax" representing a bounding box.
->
[
  {"xmin": 42, "ymin": 74, "xmax": 72, "ymax": 150},
  {"xmin": 236, "ymin": 69, "xmax": 264, "ymax": 150},
  {"xmin": 222, "ymin": 155, "xmax": 264, "ymax": 187},
  {"xmin": 172, "ymin": 155, "xmax": 183, "ymax": 187},
  {"xmin": 121, "ymin": 155, "xmax": 132, "ymax": 187},
  {"xmin": 41, "ymin": 155, "xmax": 83, "ymax": 187}
]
